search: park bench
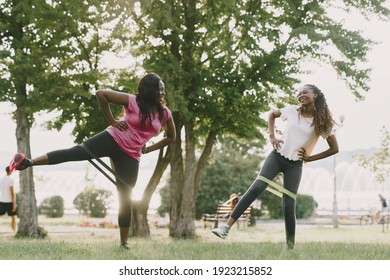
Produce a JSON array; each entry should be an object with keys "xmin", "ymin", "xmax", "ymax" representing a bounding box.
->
[{"xmin": 202, "ymin": 194, "xmax": 251, "ymax": 229}]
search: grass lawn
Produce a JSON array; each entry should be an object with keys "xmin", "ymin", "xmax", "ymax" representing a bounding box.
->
[{"xmin": 1, "ymin": 215, "xmax": 390, "ymax": 260}]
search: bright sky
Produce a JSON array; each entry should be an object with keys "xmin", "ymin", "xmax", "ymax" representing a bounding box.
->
[{"xmin": 1, "ymin": 6, "xmax": 390, "ymax": 168}]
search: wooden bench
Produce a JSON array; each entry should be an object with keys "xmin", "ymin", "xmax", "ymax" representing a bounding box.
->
[{"xmin": 202, "ymin": 194, "xmax": 251, "ymax": 229}]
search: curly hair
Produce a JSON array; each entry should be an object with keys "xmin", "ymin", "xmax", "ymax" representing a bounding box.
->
[
  {"xmin": 299, "ymin": 84, "xmax": 334, "ymax": 137},
  {"xmin": 136, "ymin": 73, "xmax": 165, "ymax": 129}
]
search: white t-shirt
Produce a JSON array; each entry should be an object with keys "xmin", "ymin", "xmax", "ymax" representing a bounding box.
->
[
  {"xmin": 278, "ymin": 105, "xmax": 332, "ymax": 161},
  {"xmin": 0, "ymin": 175, "xmax": 14, "ymax": 203}
]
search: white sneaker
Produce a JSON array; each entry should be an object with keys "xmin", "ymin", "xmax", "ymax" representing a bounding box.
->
[{"xmin": 211, "ymin": 225, "xmax": 230, "ymax": 240}]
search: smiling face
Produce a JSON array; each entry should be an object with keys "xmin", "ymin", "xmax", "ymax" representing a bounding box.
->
[
  {"xmin": 297, "ymin": 85, "xmax": 316, "ymax": 106},
  {"xmin": 138, "ymin": 73, "xmax": 164, "ymax": 106},
  {"xmin": 158, "ymin": 80, "xmax": 166, "ymax": 104}
]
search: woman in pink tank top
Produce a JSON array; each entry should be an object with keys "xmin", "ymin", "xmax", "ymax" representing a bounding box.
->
[{"xmin": 9, "ymin": 73, "xmax": 176, "ymax": 249}]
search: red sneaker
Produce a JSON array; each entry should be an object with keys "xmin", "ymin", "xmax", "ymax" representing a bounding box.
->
[{"xmin": 8, "ymin": 153, "xmax": 32, "ymax": 172}]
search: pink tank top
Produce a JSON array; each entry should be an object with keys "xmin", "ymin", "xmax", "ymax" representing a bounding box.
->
[{"xmin": 106, "ymin": 94, "xmax": 171, "ymax": 161}]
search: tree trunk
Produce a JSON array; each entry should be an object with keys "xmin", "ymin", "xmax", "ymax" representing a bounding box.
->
[
  {"xmin": 130, "ymin": 200, "xmax": 150, "ymax": 237},
  {"xmin": 169, "ymin": 115, "xmax": 186, "ymax": 238},
  {"xmin": 15, "ymin": 107, "xmax": 39, "ymax": 237},
  {"xmin": 169, "ymin": 118, "xmax": 217, "ymax": 239},
  {"xmin": 130, "ymin": 146, "xmax": 173, "ymax": 237},
  {"xmin": 175, "ymin": 123, "xmax": 197, "ymax": 238}
]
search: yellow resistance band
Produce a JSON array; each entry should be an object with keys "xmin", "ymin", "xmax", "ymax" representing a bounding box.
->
[{"xmin": 257, "ymin": 175, "xmax": 297, "ymax": 200}]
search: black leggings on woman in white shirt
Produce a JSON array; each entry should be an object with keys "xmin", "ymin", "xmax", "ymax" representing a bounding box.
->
[
  {"xmin": 47, "ymin": 130, "xmax": 139, "ymax": 228},
  {"xmin": 230, "ymin": 149, "xmax": 302, "ymax": 247}
]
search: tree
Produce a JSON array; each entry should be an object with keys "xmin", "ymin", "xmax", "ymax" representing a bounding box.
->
[
  {"xmin": 44, "ymin": 1, "xmax": 137, "ymax": 143},
  {"xmin": 356, "ymin": 126, "xmax": 390, "ymax": 184},
  {"xmin": 0, "ymin": 0, "xmax": 134, "ymax": 237},
  {"xmin": 123, "ymin": 0, "xmax": 389, "ymax": 238},
  {"xmin": 296, "ymin": 194, "xmax": 318, "ymax": 219},
  {"xmin": 0, "ymin": 0, "xmax": 76, "ymax": 237},
  {"xmin": 39, "ymin": 195, "xmax": 65, "ymax": 218},
  {"xmin": 73, "ymin": 187, "xmax": 113, "ymax": 218}
]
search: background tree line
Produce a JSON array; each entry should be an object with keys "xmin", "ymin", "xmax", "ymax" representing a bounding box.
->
[{"xmin": 1, "ymin": 0, "xmax": 389, "ymax": 238}]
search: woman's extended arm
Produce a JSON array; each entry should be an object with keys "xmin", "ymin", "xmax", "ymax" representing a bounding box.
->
[
  {"xmin": 96, "ymin": 89, "xmax": 129, "ymax": 131},
  {"xmin": 142, "ymin": 116, "xmax": 176, "ymax": 154},
  {"xmin": 298, "ymin": 134, "xmax": 339, "ymax": 162}
]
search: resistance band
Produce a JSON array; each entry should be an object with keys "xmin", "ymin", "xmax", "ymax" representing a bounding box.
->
[
  {"xmin": 81, "ymin": 144, "xmax": 128, "ymax": 187},
  {"xmin": 257, "ymin": 175, "xmax": 297, "ymax": 200}
]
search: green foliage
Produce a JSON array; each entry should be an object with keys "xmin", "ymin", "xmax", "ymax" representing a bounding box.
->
[
  {"xmin": 260, "ymin": 187, "xmax": 318, "ymax": 219},
  {"xmin": 296, "ymin": 194, "xmax": 318, "ymax": 219},
  {"xmin": 128, "ymin": 1, "xmax": 390, "ymax": 123},
  {"xmin": 40, "ymin": 0, "xmax": 137, "ymax": 143},
  {"xmin": 73, "ymin": 187, "xmax": 113, "ymax": 218},
  {"xmin": 356, "ymin": 126, "xmax": 390, "ymax": 183},
  {"xmin": 261, "ymin": 190, "xmax": 284, "ymax": 219},
  {"xmin": 1, "ymin": 0, "xmax": 83, "ymax": 111},
  {"xmin": 38, "ymin": 195, "xmax": 65, "ymax": 218},
  {"xmin": 195, "ymin": 137, "xmax": 264, "ymax": 219},
  {"xmin": 0, "ymin": 0, "xmax": 135, "ymax": 139},
  {"xmin": 157, "ymin": 182, "xmax": 170, "ymax": 218},
  {"xmin": 158, "ymin": 137, "xmax": 264, "ymax": 219}
]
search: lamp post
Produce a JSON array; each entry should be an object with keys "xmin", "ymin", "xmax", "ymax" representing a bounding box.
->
[{"xmin": 332, "ymin": 115, "xmax": 345, "ymax": 228}]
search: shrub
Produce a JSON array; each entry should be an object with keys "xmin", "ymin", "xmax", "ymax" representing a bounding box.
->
[
  {"xmin": 73, "ymin": 187, "xmax": 112, "ymax": 218},
  {"xmin": 39, "ymin": 195, "xmax": 65, "ymax": 218},
  {"xmin": 260, "ymin": 191, "xmax": 283, "ymax": 219},
  {"xmin": 296, "ymin": 194, "xmax": 318, "ymax": 219},
  {"xmin": 260, "ymin": 192, "xmax": 317, "ymax": 219}
]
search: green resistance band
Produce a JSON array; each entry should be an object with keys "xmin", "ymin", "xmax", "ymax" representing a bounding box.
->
[{"xmin": 257, "ymin": 175, "xmax": 297, "ymax": 200}]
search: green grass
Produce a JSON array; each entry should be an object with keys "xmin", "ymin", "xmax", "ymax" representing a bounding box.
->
[{"xmin": 1, "ymin": 215, "xmax": 390, "ymax": 260}]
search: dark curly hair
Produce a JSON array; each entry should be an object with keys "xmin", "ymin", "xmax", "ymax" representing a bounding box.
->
[
  {"xmin": 299, "ymin": 84, "xmax": 334, "ymax": 136},
  {"xmin": 136, "ymin": 73, "xmax": 165, "ymax": 129}
]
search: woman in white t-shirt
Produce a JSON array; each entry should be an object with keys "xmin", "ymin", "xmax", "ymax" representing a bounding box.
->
[{"xmin": 212, "ymin": 84, "xmax": 339, "ymax": 250}]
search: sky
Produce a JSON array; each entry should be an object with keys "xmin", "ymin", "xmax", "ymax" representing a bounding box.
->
[{"xmin": 1, "ymin": 5, "xmax": 390, "ymax": 172}]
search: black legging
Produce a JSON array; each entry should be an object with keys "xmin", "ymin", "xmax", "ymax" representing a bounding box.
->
[
  {"xmin": 47, "ymin": 131, "xmax": 139, "ymax": 228},
  {"xmin": 230, "ymin": 150, "xmax": 302, "ymax": 246}
]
